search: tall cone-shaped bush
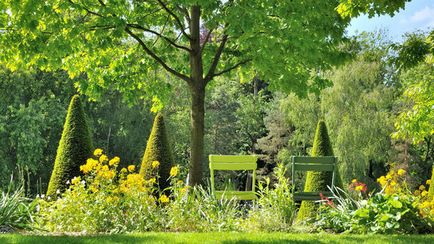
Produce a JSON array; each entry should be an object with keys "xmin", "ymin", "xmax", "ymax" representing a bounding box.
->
[
  {"xmin": 296, "ymin": 120, "xmax": 335, "ymax": 222},
  {"xmin": 47, "ymin": 95, "xmax": 93, "ymax": 196},
  {"xmin": 429, "ymin": 166, "xmax": 434, "ymax": 197},
  {"xmin": 140, "ymin": 113, "xmax": 173, "ymax": 190}
]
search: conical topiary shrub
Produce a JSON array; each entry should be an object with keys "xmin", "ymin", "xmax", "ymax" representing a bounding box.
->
[
  {"xmin": 46, "ymin": 95, "xmax": 93, "ymax": 196},
  {"xmin": 296, "ymin": 120, "xmax": 335, "ymax": 222},
  {"xmin": 139, "ymin": 113, "xmax": 173, "ymax": 191},
  {"xmin": 429, "ymin": 166, "xmax": 434, "ymax": 197}
]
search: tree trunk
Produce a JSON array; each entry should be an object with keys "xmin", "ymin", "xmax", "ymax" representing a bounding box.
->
[{"xmin": 188, "ymin": 6, "xmax": 205, "ymax": 186}]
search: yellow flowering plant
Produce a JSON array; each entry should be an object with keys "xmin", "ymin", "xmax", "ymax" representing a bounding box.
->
[{"xmin": 36, "ymin": 149, "xmax": 161, "ymax": 233}]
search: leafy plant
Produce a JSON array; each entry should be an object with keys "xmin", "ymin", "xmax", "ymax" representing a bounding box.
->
[
  {"xmin": 243, "ymin": 163, "xmax": 296, "ymax": 231},
  {"xmin": 315, "ymin": 172, "xmax": 434, "ymax": 234},
  {"xmin": 0, "ymin": 180, "xmax": 36, "ymax": 232}
]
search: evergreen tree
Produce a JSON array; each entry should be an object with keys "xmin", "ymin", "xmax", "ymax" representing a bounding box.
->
[
  {"xmin": 140, "ymin": 113, "xmax": 173, "ymax": 190},
  {"xmin": 296, "ymin": 120, "xmax": 335, "ymax": 222},
  {"xmin": 47, "ymin": 95, "xmax": 93, "ymax": 196}
]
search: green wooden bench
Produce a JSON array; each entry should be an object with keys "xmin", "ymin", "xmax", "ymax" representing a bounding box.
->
[
  {"xmin": 291, "ymin": 156, "xmax": 337, "ymax": 201},
  {"xmin": 209, "ymin": 155, "xmax": 258, "ymax": 200}
]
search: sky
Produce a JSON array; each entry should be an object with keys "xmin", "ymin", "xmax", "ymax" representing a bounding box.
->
[{"xmin": 347, "ymin": 0, "xmax": 434, "ymax": 42}]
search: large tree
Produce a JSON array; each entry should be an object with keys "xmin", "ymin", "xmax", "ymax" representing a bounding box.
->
[{"xmin": 0, "ymin": 0, "xmax": 407, "ymax": 185}]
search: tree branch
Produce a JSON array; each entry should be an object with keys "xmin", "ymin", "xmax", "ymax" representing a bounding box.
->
[
  {"xmin": 127, "ymin": 23, "xmax": 191, "ymax": 52},
  {"xmin": 212, "ymin": 59, "xmax": 252, "ymax": 78},
  {"xmin": 157, "ymin": 0, "xmax": 190, "ymax": 40},
  {"xmin": 68, "ymin": 0, "xmax": 104, "ymax": 18},
  {"xmin": 204, "ymin": 34, "xmax": 228, "ymax": 83},
  {"xmin": 125, "ymin": 27, "xmax": 191, "ymax": 83},
  {"xmin": 200, "ymin": 28, "xmax": 213, "ymax": 55}
]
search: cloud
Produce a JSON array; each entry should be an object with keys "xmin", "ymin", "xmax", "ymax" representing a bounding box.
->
[{"xmin": 410, "ymin": 6, "xmax": 434, "ymax": 25}]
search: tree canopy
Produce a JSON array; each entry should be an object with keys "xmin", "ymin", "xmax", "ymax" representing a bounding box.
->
[{"xmin": 0, "ymin": 0, "xmax": 408, "ymax": 185}]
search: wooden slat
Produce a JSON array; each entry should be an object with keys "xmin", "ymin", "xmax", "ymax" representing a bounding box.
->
[
  {"xmin": 215, "ymin": 191, "xmax": 257, "ymax": 200},
  {"xmin": 293, "ymin": 163, "xmax": 334, "ymax": 172},
  {"xmin": 210, "ymin": 162, "xmax": 256, "ymax": 170},
  {"xmin": 209, "ymin": 155, "xmax": 257, "ymax": 163},
  {"xmin": 293, "ymin": 191, "xmax": 333, "ymax": 201},
  {"xmin": 292, "ymin": 156, "xmax": 336, "ymax": 164}
]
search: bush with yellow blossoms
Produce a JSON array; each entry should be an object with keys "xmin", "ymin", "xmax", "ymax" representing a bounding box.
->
[{"xmin": 35, "ymin": 149, "xmax": 163, "ymax": 233}]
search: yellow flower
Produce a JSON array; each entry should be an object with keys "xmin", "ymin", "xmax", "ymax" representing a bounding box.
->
[
  {"xmin": 386, "ymin": 174, "xmax": 392, "ymax": 180},
  {"xmin": 109, "ymin": 156, "xmax": 120, "ymax": 166},
  {"xmin": 71, "ymin": 176, "xmax": 81, "ymax": 185},
  {"xmin": 152, "ymin": 161, "xmax": 160, "ymax": 169},
  {"xmin": 352, "ymin": 179, "xmax": 357, "ymax": 183},
  {"xmin": 180, "ymin": 186, "xmax": 188, "ymax": 194},
  {"xmin": 377, "ymin": 176, "xmax": 387, "ymax": 186},
  {"xmin": 159, "ymin": 194, "xmax": 169, "ymax": 203},
  {"xmin": 414, "ymin": 190, "xmax": 421, "ymax": 196},
  {"xmin": 100, "ymin": 154, "xmax": 109, "ymax": 163},
  {"xmin": 148, "ymin": 177, "xmax": 156, "ymax": 184},
  {"xmin": 120, "ymin": 168, "xmax": 127, "ymax": 174},
  {"xmin": 102, "ymin": 165, "xmax": 109, "ymax": 171},
  {"xmin": 422, "ymin": 191, "xmax": 428, "ymax": 197},
  {"xmin": 128, "ymin": 165, "xmax": 135, "ymax": 172},
  {"xmin": 419, "ymin": 185, "xmax": 426, "ymax": 191},
  {"xmin": 80, "ymin": 164, "xmax": 91, "ymax": 174},
  {"xmin": 355, "ymin": 185, "xmax": 363, "ymax": 191},
  {"xmin": 427, "ymin": 179, "xmax": 432, "ymax": 185},
  {"xmin": 390, "ymin": 180, "xmax": 397, "ymax": 186},
  {"xmin": 94, "ymin": 148, "xmax": 103, "ymax": 157},
  {"xmin": 170, "ymin": 166, "xmax": 179, "ymax": 177},
  {"xmin": 397, "ymin": 169, "xmax": 406, "ymax": 176}
]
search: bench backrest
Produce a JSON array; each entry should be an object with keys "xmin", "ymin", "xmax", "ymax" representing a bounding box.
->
[
  {"xmin": 209, "ymin": 155, "xmax": 257, "ymax": 200},
  {"xmin": 291, "ymin": 156, "xmax": 337, "ymax": 201}
]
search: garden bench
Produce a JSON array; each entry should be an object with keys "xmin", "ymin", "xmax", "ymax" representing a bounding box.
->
[
  {"xmin": 209, "ymin": 155, "xmax": 258, "ymax": 200},
  {"xmin": 291, "ymin": 156, "xmax": 337, "ymax": 201}
]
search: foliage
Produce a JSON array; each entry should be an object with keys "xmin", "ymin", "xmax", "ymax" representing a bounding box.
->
[
  {"xmin": 1, "ymin": 0, "xmax": 406, "ymax": 185},
  {"xmin": 315, "ymin": 171, "xmax": 434, "ymax": 234},
  {"xmin": 0, "ymin": 180, "xmax": 36, "ymax": 231},
  {"xmin": 46, "ymin": 95, "xmax": 93, "ymax": 196},
  {"xmin": 243, "ymin": 163, "xmax": 296, "ymax": 231},
  {"xmin": 392, "ymin": 62, "xmax": 434, "ymax": 144},
  {"xmin": 0, "ymin": 69, "xmax": 73, "ymax": 193},
  {"xmin": 296, "ymin": 120, "xmax": 335, "ymax": 222},
  {"xmin": 415, "ymin": 179, "xmax": 434, "ymax": 220},
  {"xmin": 139, "ymin": 113, "xmax": 174, "ymax": 191},
  {"xmin": 38, "ymin": 150, "xmax": 162, "ymax": 233},
  {"xmin": 430, "ymin": 168, "xmax": 434, "ymax": 197}
]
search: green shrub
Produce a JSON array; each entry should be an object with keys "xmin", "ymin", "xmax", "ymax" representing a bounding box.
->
[
  {"xmin": 296, "ymin": 120, "xmax": 335, "ymax": 222},
  {"xmin": 46, "ymin": 95, "xmax": 93, "ymax": 196},
  {"xmin": 139, "ymin": 113, "xmax": 173, "ymax": 191}
]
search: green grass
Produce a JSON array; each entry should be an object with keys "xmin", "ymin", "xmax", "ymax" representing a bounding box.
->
[{"xmin": 1, "ymin": 233, "xmax": 434, "ymax": 244}]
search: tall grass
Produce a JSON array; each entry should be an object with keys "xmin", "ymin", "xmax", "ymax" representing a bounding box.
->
[{"xmin": 0, "ymin": 178, "xmax": 36, "ymax": 231}]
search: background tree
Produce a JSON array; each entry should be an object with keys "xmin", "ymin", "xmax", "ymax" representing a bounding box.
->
[
  {"xmin": 0, "ymin": 0, "xmax": 407, "ymax": 185},
  {"xmin": 47, "ymin": 95, "xmax": 93, "ymax": 196}
]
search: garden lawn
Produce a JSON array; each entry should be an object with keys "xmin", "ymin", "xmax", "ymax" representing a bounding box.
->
[{"xmin": 1, "ymin": 233, "xmax": 434, "ymax": 244}]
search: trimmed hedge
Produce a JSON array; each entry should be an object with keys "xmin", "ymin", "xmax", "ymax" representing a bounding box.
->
[
  {"xmin": 296, "ymin": 120, "xmax": 335, "ymax": 222},
  {"xmin": 139, "ymin": 113, "xmax": 173, "ymax": 191},
  {"xmin": 46, "ymin": 95, "xmax": 93, "ymax": 196}
]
